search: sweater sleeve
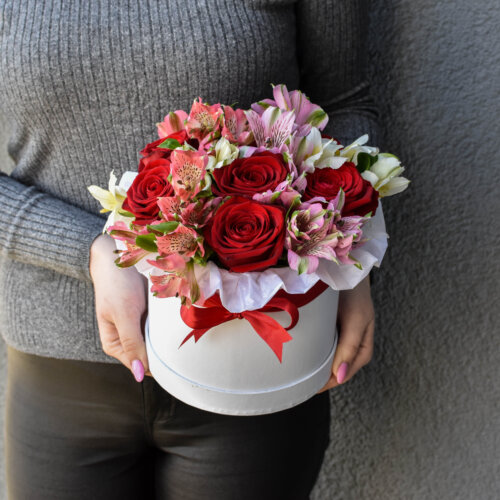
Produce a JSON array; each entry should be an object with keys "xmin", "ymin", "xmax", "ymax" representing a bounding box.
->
[
  {"xmin": 295, "ymin": 0, "xmax": 381, "ymax": 146},
  {"xmin": 0, "ymin": 172, "xmax": 105, "ymax": 282}
]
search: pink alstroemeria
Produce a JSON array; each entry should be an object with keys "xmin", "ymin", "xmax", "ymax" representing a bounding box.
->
[
  {"xmin": 308, "ymin": 188, "xmax": 346, "ymax": 218},
  {"xmin": 334, "ymin": 235, "xmax": 357, "ymax": 265},
  {"xmin": 107, "ymin": 221, "xmax": 139, "ymax": 244},
  {"xmin": 157, "ymin": 110, "xmax": 188, "ymax": 138},
  {"xmin": 335, "ymin": 214, "xmax": 366, "ymax": 265},
  {"xmin": 286, "ymin": 202, "xmax": 343, "ymax": 274},
  {"xmin": 150, "ymin": 273, "xmax": 191, "ymax": 299},
  {"xmin": 157, "ymin": 196, "xmax": 182, "ymax": 221},
  {"xmin": 337, "ymin": 215, "xmax": 365, "ymax": 239},
  {"xmin": 252, "ymin": 181, "xmax": 301, "ymax": 209},
  {"xmin": 114, "ymin": 245, "xmax": 149, "ymax": 267},
  {"xmin": 107, "ymin": 222, "xmax": 151, "ymax": 267},
  {"xmin": 292, "ymin": 172, "xmax": 308, "ymax": 193},
  {"xmin": 221, "ymin": 105, "xmax": 253, "ymax": 145},
  {"xmin": 147, "ymin": 252, "xmax": 186, "ymax": 273},
  {"xmin": 170, "ymin": 150, "xmax": 207, "ymax": 201},
  {"xmin": 179, "ymin": 197, "xmax": 222, "ymax": 228},
  {"xmin": 245, "ymin": 106, "xmax": 295, "ymax": 150},
  {"xmin": 185, "ymin": 98, "xmax": 223, "ymax": 145},
  {"xmin": 148, "ymin": 258, "xmax": 200, "ymax": 304},
  {"xmin": 156, "ymin": 224, "xmax": 204, "ymax": 260},
  {"xmin": 251, "ymin": 84, "xmax": 329, "ymax": 135}
]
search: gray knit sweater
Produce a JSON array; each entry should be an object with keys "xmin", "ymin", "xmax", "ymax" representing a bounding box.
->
[{"xmin": 0, "ymin": 0, "xmax": 379, "ymax": 362}]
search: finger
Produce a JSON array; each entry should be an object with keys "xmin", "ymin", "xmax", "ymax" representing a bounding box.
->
[
  {"xmin": 331, "ymin": 317, "xmax": 371, "ymax": 384},
  {"xmin": 97, "ymin": 317, "xmax": 134, "ymax": 369},
  {"xmin": 317, "ymin": 322, "xmax": 374, "ymax": 393},
  {"xmin": 341, "ymin": 322, "xmax": 374, "ymax": 384},
  {"xmin": 114, "ymin": 310, "xmax": 149, "ymax": 380},
  {"xmin": 317, "ymin": 373, "xmax": 339, "ymax": 393},
  {"xmin": 317, "ymin": 321, "xmax": 364, "ymax": 393}
]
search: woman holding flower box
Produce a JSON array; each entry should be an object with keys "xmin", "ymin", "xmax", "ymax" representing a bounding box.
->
[{"xmin": 0, "ymin": 1, "xmax": 392, "ymax": 498}]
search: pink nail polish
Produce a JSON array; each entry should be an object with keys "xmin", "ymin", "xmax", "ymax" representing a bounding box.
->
[
  {"xmin": 337, "ymin": 362, "xmax": 348, "ymax": 384},
  {"xmin": 131, "ymin": 359, "xmax": 144, "ymax": 382}
]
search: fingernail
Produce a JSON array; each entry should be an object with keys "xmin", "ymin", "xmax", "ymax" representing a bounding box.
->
[
  {"xmin": 131, "ymin": 359, "xmax": 144, "ymax": 382},
  {"xmin": 337, "ymin": 362, "xmax": 349, "ymax": 384}
]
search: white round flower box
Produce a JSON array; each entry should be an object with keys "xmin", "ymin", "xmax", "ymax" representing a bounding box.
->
[{"xmin": 145, "ymin": 285, "xmax": 339, "ymax": 415}]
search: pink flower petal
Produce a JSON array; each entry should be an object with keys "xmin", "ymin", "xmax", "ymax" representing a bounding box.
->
[
  {"xmin": 156, "ymin": 225, "xmax": 203, "ymax": 258},
  {"xmin": 157, "ymin": 110, "xmax": 188, "ymax": 138},
  {"xmin": 170, "ymin": 150, "xmax": 206, "ymax": 201}
]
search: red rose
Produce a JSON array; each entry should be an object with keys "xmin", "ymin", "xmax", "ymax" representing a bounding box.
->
[
  {"xmin": 204, "ymin": 197, "xmax": 286, "ymax": 272},
  {"xmin": 212, "ymin": 152, "xmax": 288, "ymax": 197},
  {"xmin": 123, "ymin": 158, "xmax": 174, "ymax": 225},
  {"xmin": 138, "ymin": 131, "xmax": 188, "ymax": 173},
  {"xmin": 303, "ymin": 162, "xmax": 379, "ymax": 216}
]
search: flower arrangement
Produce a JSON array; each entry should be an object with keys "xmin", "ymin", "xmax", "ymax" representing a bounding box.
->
[{"xmin": 89, "ymin": 85, "xmax": 408, "ymax": 357}]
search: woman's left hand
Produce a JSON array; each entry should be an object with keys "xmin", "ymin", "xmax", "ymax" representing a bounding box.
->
[{"xmin": 318, "ymin": 275, "xmax": 375, "ymax": 392}]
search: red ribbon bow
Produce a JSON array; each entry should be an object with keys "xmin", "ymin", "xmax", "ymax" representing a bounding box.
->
[{"xmin": 179, "ymin": 281, "xmax": 328, "ymax": 362}]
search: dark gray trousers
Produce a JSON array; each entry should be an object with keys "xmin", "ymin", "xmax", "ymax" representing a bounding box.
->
[{"xmin": 5, "ymin": 347, "xmax": 330, "ymax": 500}]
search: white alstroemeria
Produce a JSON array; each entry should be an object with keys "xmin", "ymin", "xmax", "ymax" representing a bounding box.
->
[
  {"xmin": 314, "ymin": 138, "xmax": 347, "ymax": 169},
  {"xmin": 88, "ymin": 170, "xmax": 130, "ymax": 230},
  {"xmin": 206, "ymin": 137, "xmax": 239, "ymax": 170},
  {"xmin": 340, "ymin": 134, "xmax": 379, "ymax": 163},
  {"xmin": 361, "ymin": 154, "xmax": 410, "ymax": 197},
  {"xmin": 292, "ymin": 128, "xmax": 346, "ymax": 173}
]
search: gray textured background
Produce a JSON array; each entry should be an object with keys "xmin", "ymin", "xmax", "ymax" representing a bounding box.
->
[{"xmin": 1, "ymin": 0, "xmax": 499, "ymax": 498}]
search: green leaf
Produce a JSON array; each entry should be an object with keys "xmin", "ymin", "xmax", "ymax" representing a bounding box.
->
[
  {"xmin": 356, "ymin": 152, "xmax": 378, "ymax": 173},
  {"xmin": 135, "ymin": 234, "xmax": 157, "ymax": 252},
  {"xmin": 158, "ymin": 138, "xmax": 181, "ymax": 150},
  {"xmin": 146, "ymin": 221, "xmax": 179, "ymax": 234},
  {"xmin": 117, "ymin": 209, "xmax": 135, "ymax": 217},
  {"xmin": 356, "ymin": 152, "xmax": 372, "ymax": 173}
]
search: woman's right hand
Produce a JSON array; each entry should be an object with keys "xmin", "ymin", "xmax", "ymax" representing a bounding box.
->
[{"xmin": 89, "ymin": 233, "xmax": 150, "ymax": 381}]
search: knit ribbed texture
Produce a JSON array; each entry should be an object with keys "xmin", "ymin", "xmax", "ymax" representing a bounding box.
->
[{"xmin": 0, "ymin": 0, "xmax": 379, "ymax": 362}]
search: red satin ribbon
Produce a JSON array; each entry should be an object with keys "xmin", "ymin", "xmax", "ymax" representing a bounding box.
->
[{"xmin": 179, "ymin": 281, "xmax": 329, "ymax": 362}]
